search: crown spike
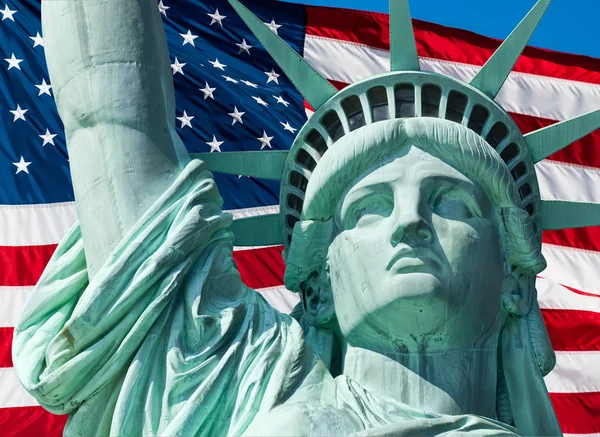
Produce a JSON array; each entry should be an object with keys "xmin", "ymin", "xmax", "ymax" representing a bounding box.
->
[
  {"xmin": 191, "ymin": 151, "xmax": 288, "ymax": 180},
  {"xmin": 541, "ymin": 200, "xmax": 600, "ymax": 230},
  {"xmin": 389, "ymin": 0, "xmax": 420, "ymax": 71},
  {"xmin": 228, "ymin": 0, "xmax": 337, "ymax": 110},
  {"xmin": 230, "ymin": 213, "xmax": 282, "ymax": 246},
  {"xmin": 525, "ymin": 109, "xmax": 600, "ymax": 163},
  {"xmin": 470, "ymin": 0, "xmax": 552, "ymax": 99}
]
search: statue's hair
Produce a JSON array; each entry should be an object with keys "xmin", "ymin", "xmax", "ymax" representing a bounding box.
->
[{"xmin": 284, "ymin": 118, "xmax": 546, "ymax": 292}]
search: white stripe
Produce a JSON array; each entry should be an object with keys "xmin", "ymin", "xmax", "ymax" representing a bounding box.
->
[
  {"xmin": 537, "ymin": 277, "xmax": 600, "ymax": 312},
  {"xmin": 227, "ymin": 205, "xmax": 279, "ymax": 219},
  {"xmin": 256, "ymin": 285, "xmax": 299, "ymax": 314},
  {"xmin": 542, "ymin": 243, "xmax": 600, "ymax": 297},
  {"xmin": 0, "ymin": 287, "xmax": 33, "ymax": 328},
  {"xmin": 544, "ymin": 351, "xmax": 600, "ymax": 393},
  {"xmin": 0, "ymin": 204, "xmax": 280, "ymax": 247},
  {"xmin": 537, "ymin": 159, "xmax": 600, "ymax": 203},
  {"xmin": 564, "ymin": 434, "xmax": 600, "ymax": 437},
  {"xmin": 0, "ymin": 202, "xmax": 77, "ymax": 246},
  {"xmin": 0, "ymin": 368, "xmax": 38, "ymax": 408},
  {"xmin": 304, "ymin": 35, "xmax": 600, "ymax": 121}
]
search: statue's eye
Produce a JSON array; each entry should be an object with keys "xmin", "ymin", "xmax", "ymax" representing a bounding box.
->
[
  {"xmin": 431, "ymin": 186, "xmax": 480, "ymax": 219},
  {"xmin": 347, "ymin": 196, "xmax": 392, "ymax": 227}
]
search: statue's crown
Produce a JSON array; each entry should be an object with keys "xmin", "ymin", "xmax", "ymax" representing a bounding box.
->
[{"xmin": 194, "ymin": 0, "xmax": 600, "ymax": 250}]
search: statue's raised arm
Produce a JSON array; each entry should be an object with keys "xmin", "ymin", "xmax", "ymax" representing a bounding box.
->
[{"xmin": 43, "ymin": 0, "xmax": 190, "ymax": 278}]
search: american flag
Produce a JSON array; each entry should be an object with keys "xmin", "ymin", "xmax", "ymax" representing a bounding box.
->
[{"xmin": 1, "ymin": 0, "xmax": 599, "ymax": 435}]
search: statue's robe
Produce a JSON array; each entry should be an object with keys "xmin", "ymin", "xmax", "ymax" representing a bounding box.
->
[{"xmin": 13, "ymin": 161, "xmax": 519, "ymax": 436}]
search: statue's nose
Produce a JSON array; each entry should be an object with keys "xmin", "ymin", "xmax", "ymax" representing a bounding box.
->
[{"xmin": 390, "ymin": 199, "xmax": 433, "ymax": 246}]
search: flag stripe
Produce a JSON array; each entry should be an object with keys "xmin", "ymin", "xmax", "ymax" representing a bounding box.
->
[
  {"xmin": 537, "ymin": 277, "xmax": 600, "ymax": 311},
  {"xmin": 542, "ymin": 309, "xmax": 600, "ymax": 351},
  {"xmin": 550, "ymin": 392, "xmax": 600, "ymax": 434},
  {"xmin": 542, "ymin": 244, "xmax": 600, "ymax": 296},
  {"xmin": 0, "ymin": 287, "xmax": 33, "ymax": 328},
  {"xmin": 545, "ymin": 352, "xmax": 600, "ymax": 393},
  {"xmin": 0, "ymin": 407, "xmax": 67, "ymax": 437},
  {"xmin": 305, "ymin": 6, "xmax": 600, "ymax": 85},
  {"xmin": 0, "ymin": 328, "xmax": 13, "ymax": 368}
]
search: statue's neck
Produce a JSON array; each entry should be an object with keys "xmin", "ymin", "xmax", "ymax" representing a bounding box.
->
[{"xmin": 341, "ymin": 344, "xmax": 498, "ymax": 418}]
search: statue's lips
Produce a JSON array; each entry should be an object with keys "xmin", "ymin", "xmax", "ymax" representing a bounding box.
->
[{"xmin": 386, "ymin": 247, "xmax": 441, "ymax": 272}]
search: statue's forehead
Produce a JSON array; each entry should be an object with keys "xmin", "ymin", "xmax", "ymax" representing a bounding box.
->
[{"xmin": 346, "ymin": 146, "xmax": 473, "ymax": 192}]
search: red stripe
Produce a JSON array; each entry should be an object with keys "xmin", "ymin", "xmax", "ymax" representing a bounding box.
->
[
  {"xmin": 0, "ymin": 328, "xmax": 13, "ymax": 368},
  {"xmin": 543, "ymin": 226, "xmax": 600, "ymax": 253},
  {"xmin": 0, "ymin": 406, "xmax": 67, "ymax": 437},
  {"xmin": 542, "ymin": 309, "xmax": 600, "ymax": 351},
  {"xmin": 233, "ymin": 246, "xmax": 285, "ymax": 290},
  {"xmin": 550, "ymin": 391, "xmax": 600, "ymax": 434},
  {"xmin": 306, "ymin": 6, "xmax": 600, "ymax": 85},
  {"xmin": 0, "ymin": 245, "xmax": 56, "ymax": 287}
]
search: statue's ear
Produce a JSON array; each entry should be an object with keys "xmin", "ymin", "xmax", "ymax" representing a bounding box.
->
[
  {"xmin": 300, "ymin": 267, "xmax": 335, "ymax": 327},
  {"xmin": 502, "ymin": 267, "xmax": 534, "ymax": 317}
]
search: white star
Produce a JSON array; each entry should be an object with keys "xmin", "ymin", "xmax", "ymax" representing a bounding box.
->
[
  {"xmin": 207, "ymin": 9, "xmax": 226, "ymax": 26},
  {"xmin": 180, "ymin": 29, "xmax": 198, "ymax": 47},
  {"xmin": 273, "ymin": 95, "xmax": 289, "ymax": 107},
  {"xmin": 264, "ymin": 69, "xmax": 280, "ymax": 84},
  {"xmin": 280, "ymin": 121, "xmax": 297, "ymax": 133},
  {"xmin": 158, "ymin": 0, "xmax": 169, "ymax": 17},
  {"xmin": 10, "ymin": 104, "xmax": 27, "ymax": 122},
  {"xmin": 176, "ymin": 110, "xmax": 194, "ymax": 129},
  {"xmin": 228, "ymin": 106, "xmax": 245, "ymax": 125},
  {"xmin": 13, "ymin": 156, "xmax": 31, "ymax": 175},
  {"xmin": 206, "ymin": 135, "xmax": 224, "ymax": 153},
  {"xmin": 241, "ymin": 79, "xmax": 258, "ymax": 88},
  {"xmin": 236, "ymin": 39, "xmax": 253, "ymax": 55},
  {"xmin": 4, "ymin": 53, "xmax": 23, "ymax": 71},
  {"xmin": 257, "ymin": 131, "xmax": 274, "ymax": 149},
  {"xmin": 171, "ymin": 57, "xmax": 186, "ymax": 75},
  {"xmin": 29, "ymin": 32, "xmax": 44, "ymax": 47},
  {"xmin": 200, "ymin": 82, "xmax": 216, "ymax": 100},
  {"xmin": 222, "ymin": 75, "xmax": 238, "ymax": 84},
  {"xmin": 1, "ymin": 4, "xmax": 17, "ymax": 22},
  {"xmin": 252, "ymin": 96, "xmax": 268, "ymax": 107},
  {"xmin": 209, "ymin": 58, "xmax": 226, "ymax": 71},
  {"xmin": 39, "ymin": 129, "xmax": 57, "ymax": 146},
  {"xmin": 264, "ymin": 19, "xmax": 282, "ymax": 35},
  {"xmin": 35, "ymin": 79, "xmax": 52, "ymax": 96}
]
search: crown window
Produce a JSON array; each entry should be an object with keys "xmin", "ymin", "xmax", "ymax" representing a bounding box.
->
[
  {"xmin": 421, "ymin": 84, "xmax": 441, "ymax": 118},
  {"xmin": 395, "ymin": 84, "xmax": 415, "ymax": 118},
  {"xmin": 342, "ymin": 95, "xmax": 366, "ymax": 131},
  {"xmin": 446, "ymin": 90, "xmax": 468, "ymax": 123},
  {"xmin": 368, "ymin": 86, "xmax": 389, "ymax": 122},
  {"xmin": 468, "ymin": 104, "xmax": 489, "ymax": 135}
]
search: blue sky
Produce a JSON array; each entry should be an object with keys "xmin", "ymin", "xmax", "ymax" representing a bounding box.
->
[{"xmin": 283, "ymin": 0, "xmax": 600, "ymax": 59}]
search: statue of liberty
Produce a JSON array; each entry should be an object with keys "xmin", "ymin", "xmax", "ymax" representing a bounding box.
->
[{"xmin": 12, "ymin": 0, "xmax": 600, "ymax": 435}]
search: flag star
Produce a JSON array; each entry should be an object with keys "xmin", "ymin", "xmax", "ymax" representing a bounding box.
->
[
  {"xmin": 206, "ymin": 135, "xmax": 224, "ymax": 153},
  {"xmin": 280, "ymin": 121, "xmax": 297, "ymax": 133},
  {"xmin": 264, "ymin": 69, "xmax": 280, "ymax": 84},
  {"xmin": 264, "ymin": 19, "xmax": 282, "ymax": 35},
  {"xmin": 171, "ymin": 57, "xmax": 186, "ymax": 75},
  {"xmin": 158, "ymin": 0, "xmax": 169, "ymax": 17},
  {"xmin": 177, "ymin": 110, "xmax": 194, "ymax": 129},
  {"xmin": 241, "ymin": 79, "xmax": 258, "ymax": 88},
  {"xmin": 207, "ymin": 8, "xmax": 226, "ymax": 26},
  {"xmin": 200, "ymin": 82, "xmax": 216, "ymax": 100},
  {"xmin": 209, "ymin": 58, "xmax": 226, "ymax": 71},
  {"xmin": 4, "ymin": 53, "xmax": 23, "ymax": 71},
  {"xmin": 180, "ymin": 29, "xmax": 198, "ymax": 47},
  {"xmin": 10, "ymin": 104, "xmax": 27, "ymax": 122},
  {"xmin": 236, "ymin": 39, "xmax": 253, "ymax": 55},
  {"xmin": 13, "ymin": 156, "xmax": 31, "ymax": 174},
  {"xmin": 35, "ymin": 79, "xmax": 52, "ymax": 96},
  {"xmin": 273, "ymin": 95, "xmax": 289, "ymax": 107},
  {"xmin": 1, "ymin": 4, "xmax": 17, "ymax": 22},
  {"xmin": 228, "ymin": 106, "xmax": 245, "ymax": 125},
  {"xmin": 39, "ymin": 129, "xmax": 57, "ymax": 146},
  {"xmin": 222, "ymin": 75, "xmax": 238, "ymax": 84},
  {"xmin": 29, "ymin": 32, "xmax": 44, "ymax": 47},
  {"xmin": 252, "ymin": 96, "xmax": 268, "ymax": 107},
  {"xmin": 257, "ymin": 131, "xmax": 274, "ymax": 149}
]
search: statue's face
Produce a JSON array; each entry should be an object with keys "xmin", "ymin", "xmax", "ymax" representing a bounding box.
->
[{"xmin": 327, "ymin": 145, "xmax": 505, "ymax": 353}]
